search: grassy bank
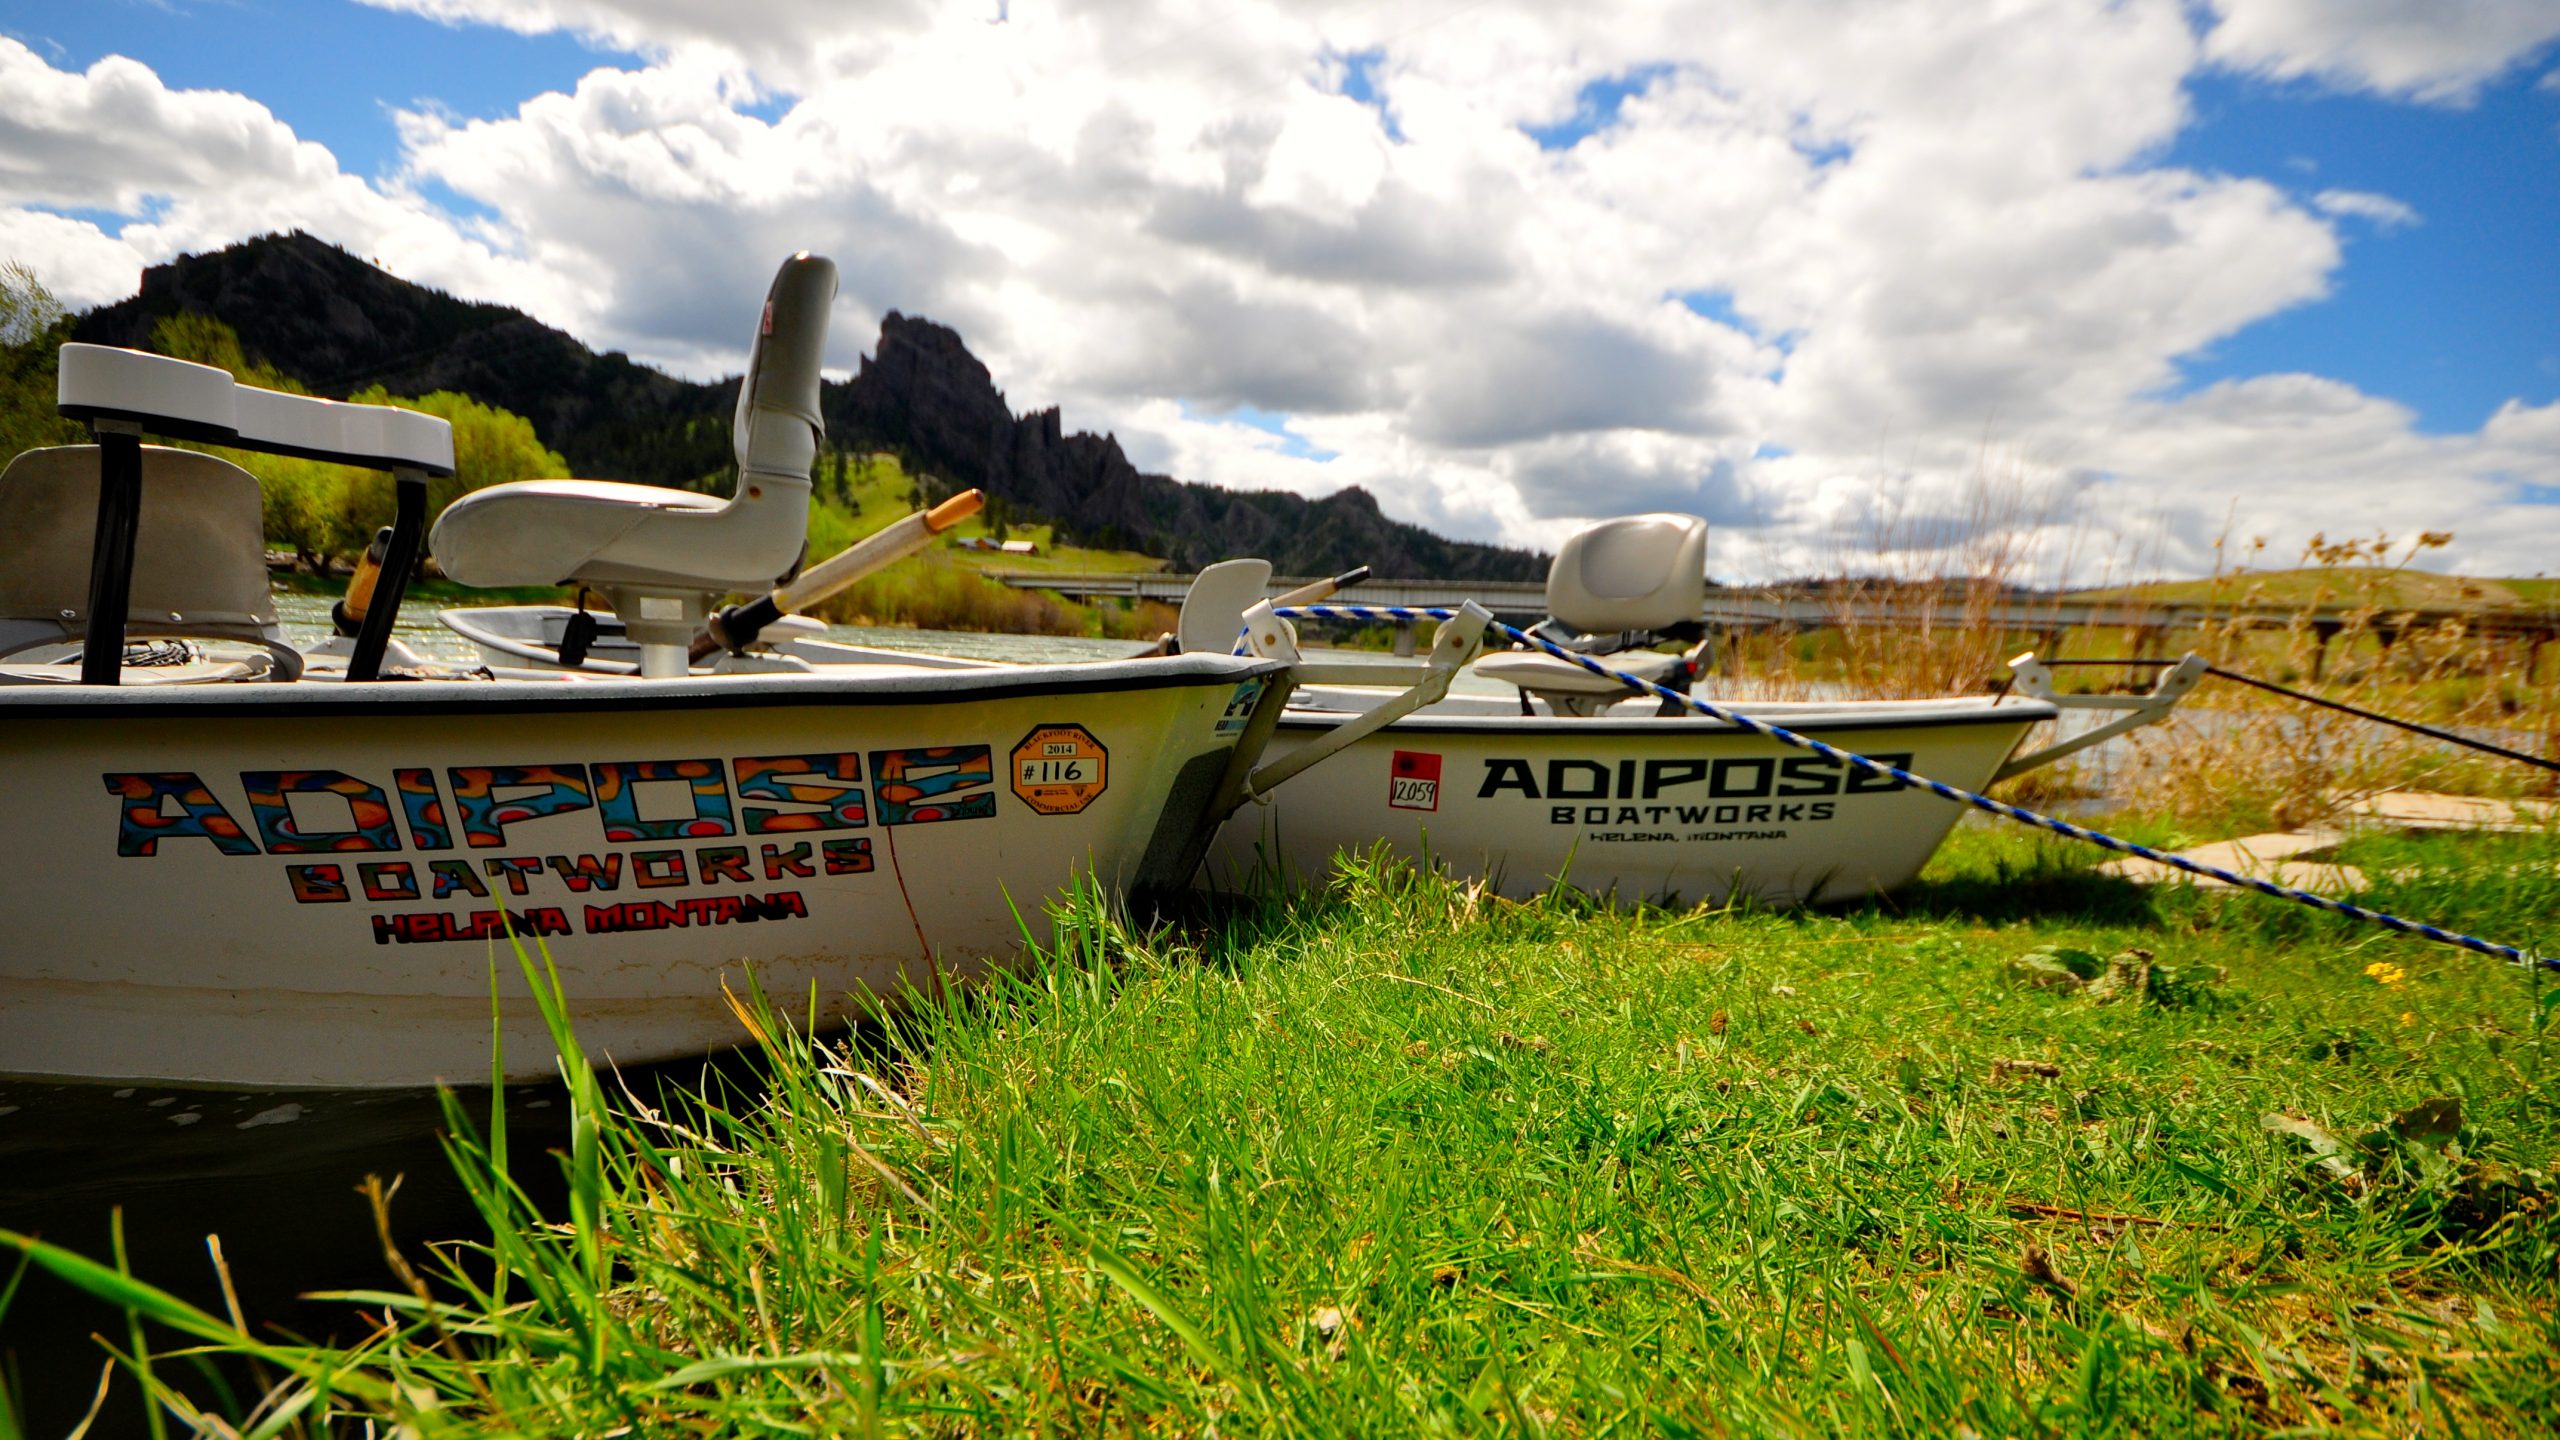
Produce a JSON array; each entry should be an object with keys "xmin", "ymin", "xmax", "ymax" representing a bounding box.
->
[{"xmin": 9, "ymin": 819, "xmax": 2553, "ymax": 1436}]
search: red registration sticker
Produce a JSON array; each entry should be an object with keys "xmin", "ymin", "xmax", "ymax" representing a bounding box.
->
[{"xmin": 1388, "ymin": 750, "xmax": 1441, "ymax": 812}]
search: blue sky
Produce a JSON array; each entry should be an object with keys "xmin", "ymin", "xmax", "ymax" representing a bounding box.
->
[
  {"xmin": 4, "ymin": 1, "xmax": 622, "ymax": 181},
  {"xmin": 2166, "ymin": 67, "xmax": 2560, "ymax": 434},
  {"xmin": 3, "ymin": 1, "xmax": 2557, "ymax": 577}
]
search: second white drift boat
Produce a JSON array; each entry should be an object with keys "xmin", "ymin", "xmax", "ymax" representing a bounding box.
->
[{"xmin": 1205, "ymin": 514, "xmax": 2200, "ymax": 907}]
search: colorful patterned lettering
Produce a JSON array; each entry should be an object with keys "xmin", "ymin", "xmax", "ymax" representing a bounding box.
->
[
  {"xmin": 697, "ymin": 846, "xmax": 752, "ymax": 885},
  {"xmin": 631, "ymin": 849, "xmax": 690, "ymax": 888},
  {"xmin": 359, "ymin": 862, "xmax": 420, "ymax": 902},
  {"xmin": 242, "ymin": 771, "xmax": 401, "ymax": 854},
  {"xmin": 395, "ymin": 768, "xmax": 453, "ymax": 850},
  {"xmin": 592, "ymin": 758, "xmax": 735, "ymax": 842},
  {"xmin": 870, "ymin": 746, "xmax": 996, "ymax": 826},
  {"xmin": 102, "ymin": 772, "xmax": 258, "ymax": 857},
  {"xmin": 449, "ymin": 765, "xmax": 593, "ymax": 848},
  {"xmin": 821, "ymin": 837, "xmax": 874, "ymax": 875},
  {"xmin": 546, "ymin": 853, "xmax": 624, "ymax": 892},
  {"xmin": 287, "ymin": 864, "xmax": 348, "ymax": 903},
  {"xmin": 429, "ymin": 859, "xmax": 489, "ymax": 899},
  {"xmin": 734, "ymin": 753, "xmax": 867, "ymax": 833}
]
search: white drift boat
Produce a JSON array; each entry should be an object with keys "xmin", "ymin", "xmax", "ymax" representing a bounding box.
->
[
  {"xmin": 1206, "ymin": 515, "xmax": 2200, "ymax": 907},
  {"xmin": 0, "ymin": 255, "xmax": 1462, "ymax": 1089}
]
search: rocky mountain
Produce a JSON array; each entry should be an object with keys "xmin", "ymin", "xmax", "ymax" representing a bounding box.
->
[
  {"xmin": 73, "ymin": 232, "xmax": 1545, "ymax": 579},
  {"xmin": 74, "ymin": 233, "xmax": 738, "ymax": 487}
]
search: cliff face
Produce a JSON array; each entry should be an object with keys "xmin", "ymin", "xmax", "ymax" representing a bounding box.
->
[
  {"xmin": 834, "ymin": 313, "xmax": 1543, "ymax": 577},
  {"xmin": 73, "ymin": 232, "xmax": 1546, "ymax": 580}
]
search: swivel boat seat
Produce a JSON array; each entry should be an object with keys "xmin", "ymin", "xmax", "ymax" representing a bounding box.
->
[
  {"xmin": 1473, "ymin": 513, "xmax": 1710, "ymax": 716},
  {"xmin": 429, "ymin": 253, "xmax": 838, "ymax": 677},
  {"xmin": 0, "ymin": 444, "xmax": 302, "ymax": 680}
]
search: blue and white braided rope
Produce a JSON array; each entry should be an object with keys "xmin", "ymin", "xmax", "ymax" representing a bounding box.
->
[{"xmin": 1275, "ymin": 602, "xmax": 2551, "ymax": 972}]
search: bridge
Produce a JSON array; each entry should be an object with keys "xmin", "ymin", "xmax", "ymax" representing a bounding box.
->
[{"xmin": 990, "ymin": 569, "xmax": 2560, "ymax": 673}]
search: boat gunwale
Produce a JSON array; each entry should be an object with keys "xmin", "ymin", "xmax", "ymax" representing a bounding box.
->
[
  {"xmin": 0, "ymin": 652, "xmax": 1285, "ymax": 719},
  {"xmin": 1274, "ymin": 695, "xmax": 2060, "ymax": 736}
]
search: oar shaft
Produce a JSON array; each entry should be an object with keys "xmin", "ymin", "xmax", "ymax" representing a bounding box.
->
[
  {"xmin": 782, "ymin": 490, "xmax": 983, "ymax": 612},
  {"xmin": 1272, "ymin": 566, "xmax": 1370, "ymax": 608},
  {"xmin": 692, "ymin": 489, "xmax": 984, "ymax": 661}
]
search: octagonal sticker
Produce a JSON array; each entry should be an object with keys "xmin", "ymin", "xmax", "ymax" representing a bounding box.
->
[{"xmin": 1010, "ymin": 723, "xmax": 1109, "ymax": 815}]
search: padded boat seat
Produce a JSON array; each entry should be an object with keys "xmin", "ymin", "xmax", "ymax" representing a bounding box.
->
[
  {"xmin": 1470, "ymin": 512, "xmax": 1711, "ymax": 715},
  {"xmin": 0, "ymin": 444, "xmax": 298, "ymax": 676},
  {"xmin": 1474, "ymin": 648, "xmax": 1686, "ymax": 696},
  {"xmin": 430, "ymin": 478, "xmax": 744, "ymax": 590},
  {"xmin": 429, "ymin": 254, "xmax": 838, "ymax": 675}
]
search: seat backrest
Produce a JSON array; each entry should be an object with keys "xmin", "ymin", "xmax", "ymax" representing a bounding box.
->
[
  {"xmin": 0, "ymin": 445, "xmax": 281, "ymax": 643},
  {"xmin": 1546, "ymin": 513, "xmax": 1708, "ymax": 635},
  {"xmin": 733, "ymin": 253, "xmax": 839, "ymax": 490},
  {"xmin": 1177, "ymin": 559, "xmax": 1273, "ymax": 655}
]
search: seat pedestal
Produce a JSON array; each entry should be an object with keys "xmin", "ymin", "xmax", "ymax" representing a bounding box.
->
[{"xmin": 602, "ymin": 586, "xmax": 714, "ymax": 677}]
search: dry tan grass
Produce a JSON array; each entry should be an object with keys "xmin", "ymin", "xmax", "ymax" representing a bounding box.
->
[{"xmin": 1723, "ymin": 512, "xmax": 2556, "ymax": 828}]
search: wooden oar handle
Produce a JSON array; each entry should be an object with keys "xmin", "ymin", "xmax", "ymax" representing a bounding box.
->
[
  {"xmin": 924, "ymin": 490, "xmax": 984, "ymax": 532},
  {"xmin": 1272, "ymin": 565, "xmax": 1371, "ymax": 608},
  {"xmin": 690, "ymin": 488, "xmax": 989, "ymax": 662}
]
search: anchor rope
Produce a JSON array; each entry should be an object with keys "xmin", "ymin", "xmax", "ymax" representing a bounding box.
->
[
  {"xmin": 1272, "ymin": 603, "xmax": 2551, "ymax": 972},
  {"xmin": 2035, "ymin": 657, "xmax": 2560, "ymax": 776}
]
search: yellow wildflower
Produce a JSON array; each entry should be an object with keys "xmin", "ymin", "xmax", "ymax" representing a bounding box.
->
[{"xmin": 2364, "ymin": 961, "xmax": 2405, "ymax": 987}]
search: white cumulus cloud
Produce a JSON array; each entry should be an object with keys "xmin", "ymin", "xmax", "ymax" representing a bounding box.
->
[
  {"xmin": 2203, "ymin": 0, "xmax": 2560, "ymax": 102},
  {"xmin": 4, "ymin": 2, "xmax": 2558, "ymax": 580}
]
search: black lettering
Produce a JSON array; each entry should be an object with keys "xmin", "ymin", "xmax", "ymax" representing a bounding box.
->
[
  {"xmin": 1710, "ymin": 757, "xmax": 1774, "ymax": 798},
  {"xmin": 1811, "ymin": 802, "xmax": 1835, "ymax": 820},
  {"xmin": 1549, "ymin": 760, "xmax": 1610, "ymax": 800},
  {"xmin": 1481, "ymin": 759, "xmax": 1540, "ymax": 799},
  {"xmin": 1642, "ymin": 759, "xmax": 1709, "ymax": 797},
  {"xmin": 1845, "ymin": 754, "xmax": 1913, "ymax": 794},
  {"xmin": 1584, "ymin": 805, "xmax": 1610, "ymax": 823},
  {"xmin": 1616, "ymin": 759, "xmax": 1636, "ymax": 799},
  {"xmin": 1746, "ymin": 805, "xmax": 1771, "ymax": 823},
  {"xmin": 1778, "ymin": 755, "xmax": 1842, "ymax": 796},
  {"xmin": 1550, "ymin": 806, "xmax": 1576, "ymax": 824}
]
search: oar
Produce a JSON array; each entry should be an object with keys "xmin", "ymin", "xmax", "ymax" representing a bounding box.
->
[
  {"xmin": 690, "ymin": 490, "xmax": 985, "ymax": 662},
  {"xmin": 1140, "ymin": 565, "xmax": 1372, "ymax": 657},
  {"xmin": 1276, "ymin": 565, "xmax": 1370, "ymax": 608}
]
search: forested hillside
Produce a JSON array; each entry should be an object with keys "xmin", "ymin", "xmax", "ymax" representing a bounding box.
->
[{"xmin": 69, "ymin": 232, "xmax": 1546, "ymax": 579}]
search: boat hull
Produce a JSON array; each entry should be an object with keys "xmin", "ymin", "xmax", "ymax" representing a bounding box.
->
[
  {"xmin": 0, "ymin": 657, "xmax": 1280, "ymax": 1087},
  {"xmin": 1207, "ymin": 695, "xmax": 2053, "ymax": 907}
]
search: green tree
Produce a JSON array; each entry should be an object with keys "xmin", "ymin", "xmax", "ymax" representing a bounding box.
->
[
  {"xmin": 346, "ymin": 385, "xmax": 568, "ymax": 516},
  {"xmin": 0, "ymin": 261, "xmax": 87, "ymax": 460},
  {"xmin": 143, "ymin": 313, "xmax": 570, "ymax": 571}
]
